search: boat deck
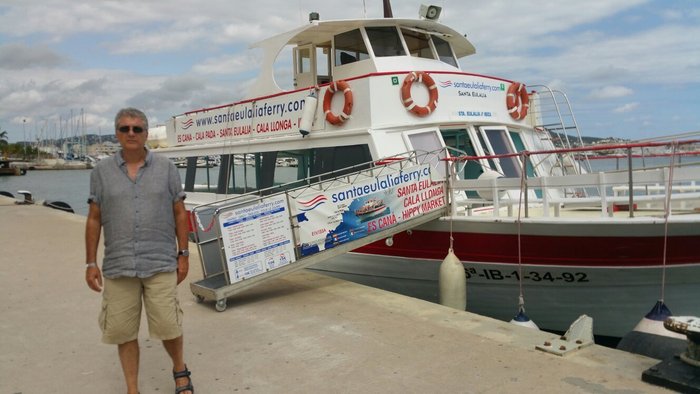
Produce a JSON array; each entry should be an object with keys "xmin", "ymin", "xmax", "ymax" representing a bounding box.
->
[{"xmin": 0, "ymin": 195, "xmax": 673, "ymax": 393}]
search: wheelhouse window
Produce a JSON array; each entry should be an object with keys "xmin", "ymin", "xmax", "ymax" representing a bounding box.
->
[
  {"xmin": 401, "ymin": 28, "xmax": 433, "ymax": 59},
  {"xmin": 404, "ymin": 129, "xmax": 447, "ymax": 178},
  {"xmin": 310, "ymin": 144, "xmax": 372, "ymax": 180},
  {"xmin": 441, "ymin": 128, "xmax": 482, "ymax": 198},
  {"xmin": 365, "ymin": 26, "xmax": 406, "ymax": 57},
  {"xmin": 509, "ymin": 130, "xmax": 537, "ymax": 179},
  {"xmin": 481, "ymin": 128, "xmax": 538, "ymax": 180},
  {"xmin": 180, "ymin": 145, "xmax": 372, "ymax": 195},
  {"xmin": 316, "ymin": 45, "xmax": 331, "ymax": 84},
  {"xmin": 441, "ymin": 129, "xmax": 482, "ymax": 178},
  {"xmin": 297, "ymin": 47, "xmax": 312, "ymax": 74},
  {"xmin": 334, "ymin": 29, "xmax": 369, "ymax": 66},
  {"xmin": 482, "ymin": 127, "xmax": 521, "ymax": 177},
  {"xmin": 433, "ymin": 36, "xmax": 458, "ymax": 67}
]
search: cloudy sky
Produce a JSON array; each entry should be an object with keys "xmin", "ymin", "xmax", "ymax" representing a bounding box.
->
[{"xmin": 1, "ymin": 0, "xmax": 699, "ymax": 143}]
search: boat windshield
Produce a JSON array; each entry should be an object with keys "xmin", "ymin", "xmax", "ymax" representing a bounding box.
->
[
  {"xmin": 335, "ymin": 29, "xmax": 369, "ymax": 65},
  {"xmin": 333, "ymin": 25, "xmax": 458, "ymax": 67},
  {"xmin": 366, "ymin": 27, "xmax": 406, "ymax": 57},
  {"xmin": 433, "ymin": 36, "xmax": 458, "ymax": 67},
  {"xmin": 401, "ymin": 28, "xmax": 433, "ymax": 59}
]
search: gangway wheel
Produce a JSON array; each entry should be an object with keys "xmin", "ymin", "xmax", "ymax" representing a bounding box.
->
[
  {"xmin": 194, "ymin": 294, "xmax": 205, "ymax": 304},
  {"xmin": 215, "ymin": 298, "xmax": 227, "ymax": 312}
]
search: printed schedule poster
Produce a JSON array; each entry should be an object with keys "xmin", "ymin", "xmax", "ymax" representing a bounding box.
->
[{"xmin": 218, "ymin": 195, "xmax": 296, "ymax": 284}]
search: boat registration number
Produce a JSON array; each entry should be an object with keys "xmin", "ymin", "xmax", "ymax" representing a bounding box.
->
[{"xmin": 464, "ymin": 267, "xmax": 590, "ymax": 283}]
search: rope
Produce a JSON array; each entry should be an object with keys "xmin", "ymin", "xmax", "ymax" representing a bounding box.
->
[
  {"xmin": 516, "ymin": 152, "xmax": 527, "ymax": 310},
  {"xmin": 449, "ymin": 162, "xmax": 455, "ymax": 252},
  {"xmin": 659, "ymin": 141, "xmax": 678, "ymax": 302},
  {"xmin": 194, "ymin": 210, "xmax": 217, "ymax": 233}
]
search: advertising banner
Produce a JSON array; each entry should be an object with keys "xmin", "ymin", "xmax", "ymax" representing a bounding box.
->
[
  {"xmin": 292, "ymin": 164, "xmax": 445, "ymax": 256},
  {"xmin": 218, "ymin": 195, "xmax": 296, "ymax": 283},
  {"xmin": 172, "ymin": 93, "xmax": 310, "ymax": 147}
]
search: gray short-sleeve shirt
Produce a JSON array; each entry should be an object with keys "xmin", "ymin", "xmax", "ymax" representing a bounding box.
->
[{"xmin": 89, "ymin": 149, "xmax": 186, "ymax": 279}]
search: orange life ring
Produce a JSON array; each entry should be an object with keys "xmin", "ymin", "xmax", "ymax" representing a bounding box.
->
[
  {"xmin": 401, "ymin": 71, "xmax": 438, "ymax": 117},
  {"xmin": 323, "ymin": 80, "xmax": 353, "ymax": 125},
  {"xmin": 506, "ymin": 82, "xmax": 529, "ymax": 120}
]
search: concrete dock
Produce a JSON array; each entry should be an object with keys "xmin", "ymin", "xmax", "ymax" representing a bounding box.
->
[{"xmin": 0, "ymin": 196, "xmax": 672, "ymax": 393}]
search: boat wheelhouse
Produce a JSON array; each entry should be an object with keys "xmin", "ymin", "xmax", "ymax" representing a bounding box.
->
[{"xmin": 149, "ymin": 14, "xmax": 544, "ymax": 205}]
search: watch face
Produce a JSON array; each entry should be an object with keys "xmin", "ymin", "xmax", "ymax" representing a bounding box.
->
[{"xmin": 179, "ymin": 250, "xmax": 189, "ymax": 257}]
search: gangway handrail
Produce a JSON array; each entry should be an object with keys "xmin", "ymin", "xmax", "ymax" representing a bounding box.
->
[{"xmin": 191, "ymin": 149, "xmax": 435, "ymax": 214}]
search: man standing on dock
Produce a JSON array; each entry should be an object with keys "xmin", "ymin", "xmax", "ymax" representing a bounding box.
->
[{"xmin": 84, "ymin": 107, "xmax": 193, "ymax": 394}]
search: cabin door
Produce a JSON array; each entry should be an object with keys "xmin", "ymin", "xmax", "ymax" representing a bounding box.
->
[{"xmin": 293, "ymin": 44, "xmax": 316, "ymax": 89}]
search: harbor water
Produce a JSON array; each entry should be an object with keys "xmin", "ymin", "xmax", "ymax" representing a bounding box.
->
[
  {"xmin": 0, "ymin": 166, "xmax": 223, "ymax": 216},
  {"xmin": 0, "ymin": 168, "xmax": 93, "ymax": 215}
]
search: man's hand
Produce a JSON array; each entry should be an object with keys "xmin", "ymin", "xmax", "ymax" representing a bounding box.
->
[
  {"xmin": 177, "ymin": 256, "xmax": 189, "ymax": 284},
  {"xmin": 86, "ymin": 265, "xmax": 103, "ymax": 292}
]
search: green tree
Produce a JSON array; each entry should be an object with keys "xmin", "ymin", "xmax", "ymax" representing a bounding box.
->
[{"xmin": 0, "ymin": 128, "xmax": 8, "ymax": 158}]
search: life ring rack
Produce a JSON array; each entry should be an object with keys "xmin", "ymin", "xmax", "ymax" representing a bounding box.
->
[
  {"xmin": 323, "ymin": 80, "xmax": 353, "ymax": 125},
  {"xmin": 401, "ymin": 71, "xmax": 438, "ymax": 117},
  {"xmin": 506, "ymin": 82, "xmax": 529, "ymax": 120}
]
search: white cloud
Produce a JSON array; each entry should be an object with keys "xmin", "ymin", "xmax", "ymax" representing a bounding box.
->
[
  {"xmin": 0, "ymin": 44, "xmax": 67, "ymax": 69},
  {"xmin": 192, "ymin": 52, "xmax": 262, "ymax": 75},
  {"xmin": 613, "ymin": 103, "xmax": 640, "ymax": 113},
  {"xmin": 589, "ymin": 86, "xmax": 634, "ymax": 99}
]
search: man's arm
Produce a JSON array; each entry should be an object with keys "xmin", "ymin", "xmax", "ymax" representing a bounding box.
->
[
  {"xmin": 173, "ymin": 200, "xmax": 189, "ymax": 284},
  {"xmin": 85, "ymin": 201, "xmax": 103, "ymax": 292}
]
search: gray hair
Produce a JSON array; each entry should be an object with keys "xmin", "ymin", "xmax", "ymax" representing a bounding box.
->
[{"xmin": 114, "ymin": 107, "xmax": 149, "ymax": 131}]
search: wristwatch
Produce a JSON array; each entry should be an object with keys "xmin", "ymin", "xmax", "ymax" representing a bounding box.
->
[{"xmin": 178, "ymin": 249, "xmax": 190, "ymax": 257}]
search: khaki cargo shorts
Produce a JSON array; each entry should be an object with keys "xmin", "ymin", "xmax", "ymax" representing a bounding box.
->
[{"xmin": 99, "ymin": 271, "xmax": 183, "ymax": 344}]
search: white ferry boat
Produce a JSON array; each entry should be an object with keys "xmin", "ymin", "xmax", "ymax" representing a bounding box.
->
[{"xmin": 149, "ymin": 4, "xmax": 700, "ymax": 338}]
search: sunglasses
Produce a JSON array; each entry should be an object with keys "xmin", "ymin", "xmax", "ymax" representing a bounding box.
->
[{"xmin": 118, "ymin": 125, "xmax": 145, "ymax": 134}]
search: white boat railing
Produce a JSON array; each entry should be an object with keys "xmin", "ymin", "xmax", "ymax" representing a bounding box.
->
[
  {"xmin": 446, "ymin": 140, "xmax": 700, "ymax": 219},
  {"xmin": 529, "ymin": 85, "xmax": 591, "ymax": 175}
]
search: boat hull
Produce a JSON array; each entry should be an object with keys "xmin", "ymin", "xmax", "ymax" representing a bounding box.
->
[
  {"xmin": 310, "ymin": 220, "xmax": 700, "ymax": 338},
  {"xmin": 311, "ymin": 252, "xmax": 699, "ymax": 338}
]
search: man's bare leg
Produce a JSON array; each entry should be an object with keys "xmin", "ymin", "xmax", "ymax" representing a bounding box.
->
[
  {"xmin": 163, "ymin": 335, "xmax": 191, "ymax": 393},
  {"xmin": 118, "ymin": 339, "xmax": 140, "ymax": 394}
]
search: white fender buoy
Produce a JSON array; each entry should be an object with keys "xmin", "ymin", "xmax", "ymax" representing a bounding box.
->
[
  {"xmin": 299, "ymin": 90, "xmax": 318, "ymax": 137},
  {"xmin": 439, "ymin": 249, "xmax": 466, "ymax": 310},
  {"xmin": 476, "ymin": 169, "xmax": 505, "ymax": 201},
  {"xmin": 510, "ymin": 307, "xmax": 539, "ymax": 330},
  {"xmin": 617, "ymin": 300, "xmax": 686, "ymax": 360},
  {"xmin": 632, "ymin": 300, "xmax": 685, "ymax": 338}
]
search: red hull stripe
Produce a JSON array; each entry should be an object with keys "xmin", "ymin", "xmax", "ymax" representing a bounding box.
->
[{"xmin": 354, "ymin": 230, "xmax": 698, "ymax": 267}]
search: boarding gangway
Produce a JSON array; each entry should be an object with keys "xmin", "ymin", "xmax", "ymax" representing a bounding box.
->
[{"xmin": 189, "ymin": 151, "xmax": 449, "ymax": 311}]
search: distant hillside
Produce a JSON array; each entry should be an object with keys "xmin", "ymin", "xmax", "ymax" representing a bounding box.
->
[{"xmin": 551, "ymin": 133, "xmax": 628, "ymax": 148}]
